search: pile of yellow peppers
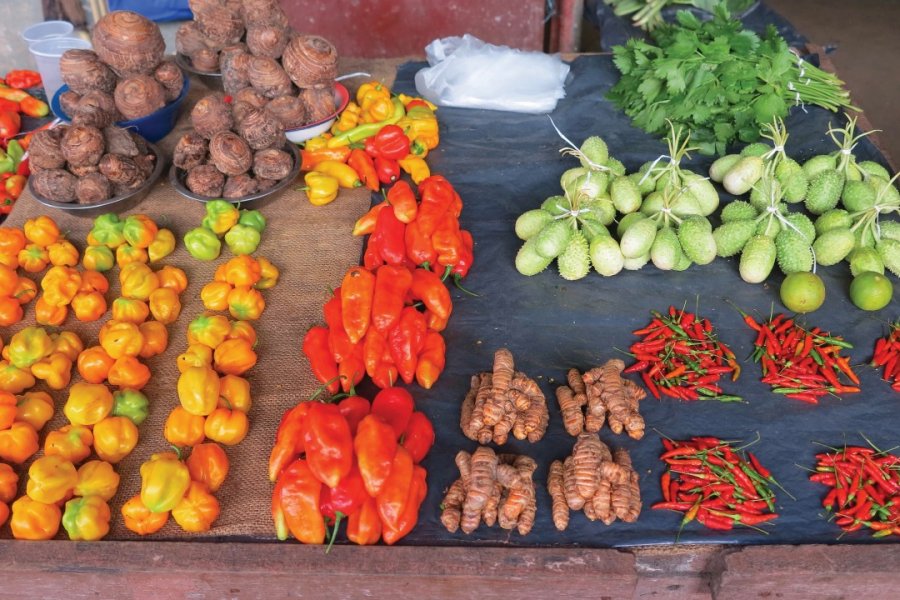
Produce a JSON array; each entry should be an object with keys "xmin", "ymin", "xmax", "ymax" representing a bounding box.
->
[
  {"xmin": 200, "ymin": 255, "xmax": 278, "ymax": 321},
  {"xmin": 0, "ymin": 326, "xmax": 80, "ymax": 396},
  {"xmin": 85, "ymin": 213, "xmax": 175, "ymax": 271}
]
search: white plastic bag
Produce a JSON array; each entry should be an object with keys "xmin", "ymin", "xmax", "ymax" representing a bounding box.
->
[{"xmin": 414, "ymin": 35, "xmax": 570, "ymax": 114}]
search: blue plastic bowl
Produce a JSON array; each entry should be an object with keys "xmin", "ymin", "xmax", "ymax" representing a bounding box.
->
[{"xmin": 51, "ymin": 75, "xmax": 190, "ymax": 142}]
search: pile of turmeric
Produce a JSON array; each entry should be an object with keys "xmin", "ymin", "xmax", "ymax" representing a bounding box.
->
[
  {"xmin": 440, "ymin": 446, "xmax": 537, "ymax": 536},
  {"xmin": 555, "ymin": 359, "xmax": 645, "ymax": 440},
  {"xmin": 547, "ymin": 432, "xmax": 641, "ymax": 530},
  {"xmin": 460, "ymin": 348, "xmax": 548, "ymax": 444}
]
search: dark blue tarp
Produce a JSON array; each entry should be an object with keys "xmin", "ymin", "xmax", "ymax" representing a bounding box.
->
[{"xmin": 108, "ymin": 0, "xmax": 191, "ymax": 22}]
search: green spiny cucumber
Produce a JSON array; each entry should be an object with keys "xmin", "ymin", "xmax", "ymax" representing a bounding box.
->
[
  {"xmin": 558, "ymin": 230, "xmax": 591, "ymax": 280},
  {"xmin": 739, "ymin": 235, "xmax": 777, "ymax": 283},
  {"xmin": 713, "ymin": 220, "xmax": 756, "ymax": 257},
  {"xmin": 812, "ymin": 228, "xmax": 855, "ymax": 265},
  {"xmin": 589, "ymin": 236, "xmax": 624, "ymax": 276},
  {"xmin": 515, "ymin": 209, "xmax": 554, "ymax": 240}
]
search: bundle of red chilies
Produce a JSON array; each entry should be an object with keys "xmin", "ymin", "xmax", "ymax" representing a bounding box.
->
[
  {"xmin": 304, "ymin": 175, "xmax": 472, "ymax": 392},
  {"xmin": 741, "ymin": 311, "xmax": 859, "ymax": 403},
  {"xmin": 871, "ymin": 322, "xmax": 900, "ymax": 392},
  {"xmin": 626, "ymin": 306, "xmax": 741, "ymax": 402},
  {"xmin": 810, "ymin": 445, "xmax": 900, "ymax": 537},
  {"xmin": 653, "ymin": 437, "xmax": 780, "ymax": 532}
]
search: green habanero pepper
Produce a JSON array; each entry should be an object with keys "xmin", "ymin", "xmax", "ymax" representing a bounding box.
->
[
  {"xmin": 202, "ymin": 200, "xmax": 240, "ymax": 236},
  {"xmin": 90, "ymin": 214, "xmax": 126, "ymax": 248},
  {"xmin": 184, "ymin": 227, "xmax": 222, "ymax": 261},
  {"xmin": 112, "ymin": 389, "xmax": 150, "ymax": 425},
  {"xmin": 6, "ymin": 140, "xmax": 24, "ymax": 169},
  {"xmin": 224, "ymin": 224, "xmax": 261, "ymax": 256},
  {"xmin": 238, "ymin": 209, "xmax": 266, "ymax": 234}
]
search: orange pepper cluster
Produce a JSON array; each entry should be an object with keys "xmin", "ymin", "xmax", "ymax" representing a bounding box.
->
[
  {"xmin": 270, "ymin": 386, "xmax": 434, "ymax": 546},
  {"xmin": 199, "ymin": 255, "xmax": 279, "ymax": 321}
]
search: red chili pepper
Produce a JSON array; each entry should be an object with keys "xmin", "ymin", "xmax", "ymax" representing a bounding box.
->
[
  {"xmin": 371, "ymin": 386, "xmax": 415, "ymax": 438},
  {"xmin": 382, "ymin": 464, "xmax": 427, "ymax": 545},
  {"xmin": 371, "ymin": 265, "xmax": 414, "ymax": 333},
  {"xmin": 303, "ymin": 326, "xmax": 340, "ymax": 395},
  {"xmin": 354, "ymin": 201, "xmax": 389, "ymax": 236},
  {"xmin": 452, "ymin": 229, "xmax": 474, "ymax": 278},
  {"xmin": 375, "ymin": 156, "xmax": 400, "ymax": 185},
  {"xmin": 268, "ymin": 403, "xmax": 310, "ymax": 481},
  {"xmin": 410, "ymin": 267, "xmax": 452, "ymax": 320},
  {"xmin": 323, "ymin": 288, "xmax": 355, "ymax": 363},
  {"xmin": 414, "ymin": 330, "xmax": 446, "ymax": 390},
  {"xmin": 338, "ymin": 341, "xmax": 365, "ymax": 393},
  {"xmin": 387, "ymin": 307, "xmax": 427, "ymax": 385},
  {"xmin": 320, "ymin": 462, "xmax": 368, "ymax": 522},
  {"xmin": 303, "ymin": 401, "xmax": 354, "ymax": 488},
  {"xmin": 387, "ymin": 180, "xmax": 418, "ymax": 224},
  {"xmin": 337, "ymin": 394, "xmax": 370, "ymax": 436},
  {"xmin": 348, "ymin": 148, "xmax": 380, "ymax": 191},
  {"xmin": 373, "ymin": 204, "xmax": 407, "ymax": 266},
  {"xmin": 405, "ymin": 219, "xmax": 437, "ymax": 268},
  {"xmin": 416, "ymin": 176, "xmax": 454, "ymax": 236},
  {"xmin": 401, "ymin": 411, "xmax": 434, "ymax": 464},
  {"xmin": 355, "ymin": 414, "xmax": 399, "ymax": 497}
]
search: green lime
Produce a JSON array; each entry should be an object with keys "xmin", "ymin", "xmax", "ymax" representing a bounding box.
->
[
  {"xmin": 849, "ymin": 271, "xmax": 893, "ymax": 311},
  {"xmin": 780, "ymin": 272, "xmax": 826, "ymax": 313}
]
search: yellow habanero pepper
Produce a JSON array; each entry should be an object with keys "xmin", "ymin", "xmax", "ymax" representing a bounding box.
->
[
  {"xmin": 397, "ymin": 105, "xmax": 440, "ymax": 150},
  {"xmin": 361, "ymin": 95, "xmax": 394, "ymax": 124},
  {"xmin": 227, "ymin": 320, "xmax": 257, "ymax": 347},
  {"xmin": 140, "ymin": 451, "xmax": 191, "ymax": 513},
  {"xmin": 17, "ymin": 243, "xmax": 49, "ymax": 273},
  {"xmin": 304, "ymin": 133, "xmax": 332, "ymax": 153},
  {"xmin": 116, "ymin": 243, "xmax": 149, "ymax": 268},
  {"xmin": 29, "ymin": 352, "xmax": 73, "ymax": 390},
  {"xmin": 177, "ymin": 343, "xmax": 213, "ymax": 373},
  {"xmin": 164, "ymin": 405, "xmax": 207, "ymax": 447},
  {"xmin": 227, "ymin": 285, "xmax": 266, "ymax": 321},
  {"xmin": 14, "ymin": 276, "xmax": 37, "ymax": 304},
  {"xmin": 303, "ymin": 171, "xmax": 339, "ymax": 206},
  {"xmin": 15, "ymin": 391, "xmax": 54, "ymax": 431},
  {"xmin": 148, "ymin": 287, "xmax": 181, "ymax": 325},
  {"xmin": 187, "ymin": 314, "xmax": 232, "ymax": 349},
  {"xmin": 120, "ymin": 262, "xmax": 160, "ymax": 301},
  {"xmin": 254, "ymin": 256, "xmax": 279, "ymax": 290},
  {"xmin": 62, "ymin": 495, "xmax": 111, "ymax": 541},
  {"xmin": 331, "ymin": 101, "xmax": 361, "ymax": 134},
  {"xmin": 107, "ymin": 355, "xmax": 151, "ymax": 390},
  {"xmin": 204, "ymin": 405, "xmax": 249, "ymax": 446},
  {"xmin": 213, "ymin": 338, "xmax": 257, "ymax": 376},
  {"xmin": 172, "ymin": 480, "xmax": 220, "ymax": 533},
  {"xmin": 99, "ymin": 320, "xmax": 145, "ymax": 359},
  {"xmin": 219, "ymin": 374, "xmax": 252, "ymax": 412},
  {"xmin": 82, "ymin": 245, "xmax": 114, "ymax": 272},
  {"xmin": 399, "ymin": 156, "xmax": 431, "ymax": 184},
  {"xmin": 70, "ymin": 291, "xmax": 107, "ymax": 322},
  {"xmin": 23, "ymin": 216, "xmax": 60, "ymax": 248},
  {"xmin": 0, "ymin": 462, "xmax": 18, "ymax": 503},
  {"xmin": 138, "ymin": 321, "xmax": 169, "ymax": 359},
  {"xmin": 0, "ymin": 360, "xmax": 36, "ymax": 393},
  {"xmin": 157, "ymin": 265, "xmax": 188, "ymax": 294},
  {"xmin": 26, "ymin": 455, "xmax": 78, "ymax": 504},
  {"xmin": 64, "ymin": 383, "xmax": 114, "ymax": 426},
  {"xmin": 41, "ymin": 265, "xmax": 82, "ymax": 307},
  {"xmin": 0, "ymin": 390, "xmax": 14, "ymax": 430},
  {"xmin": 177, "ymin": 366, "xmax": 221, "ymax": 416},
  {"xmin": 51, "ymin": 331, "xmax": 84, "ymax": 362},
  {"xmin": 80, "ymin": 270, "xmax": 109, "ymax": 294},
  {"xmin": 47, "ymin": 239, "xmax": 79, "ymax": 267},
  {"xmin": 186, "ymin": 442, "xmax": 229, "ymax": 493},
  {"xmin": 357, "ymin": 81, "xmax": 391, "ymax": 107},
  {"xmin": 73, "ymin": 460, "xmax": 120, "ymax": 500},
  {"xmin": 148, "ymin": 228, "xmax": 176, "ymax": 263},
  {"xmin": 200, "ymin": 281, "xmax": 233, "ymax": 312},
  {"xmin": 10, "ymin": 496, "xmax": 61, "ymax": 540},
  {"xmin": 224, "ymin": 255, "xmax": 262, "ymax": 287},
  {"xmin": 44, "ymin": 424, "xmax": 93, "ymax": 464},
  {"xmin": 313, "ymin": 160, "xmax": 362, "ymax": 189},
  {"xmin": 0, "ymin": 421, "xmax": 39, "ymax": 463},
  {"xmin": 112, "ymin": 297, "xmax": 150, "ymax": 324},
  {"xmin": 122, "ymin": 214, "xmax": 159, "ymax": 249},
  {"xmin": 76, "ymin": 346, "xmax": 115, "ymax": 384},
  {"xmin": 8, "ymin": 325, "xmax": 54, "ymax": 369},
  {"xmin": 121, "ymin": 494, "xmax": 169, "ymax": 535},
  {"xmin": 34, "ymin": 296, "xmax": 68, "ymax": 326},
  {"xmin": 93, "ymin": 416, "xmax": 139, "ymax": 463}
]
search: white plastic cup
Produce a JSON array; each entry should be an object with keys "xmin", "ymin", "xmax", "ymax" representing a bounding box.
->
[
  {"xmin": 21, "ymin": 20, "xmax": 75, "ymax": 45},
  {"xmin": 28, "ymin": 36, "xmax": 92, "ymax": 101}
]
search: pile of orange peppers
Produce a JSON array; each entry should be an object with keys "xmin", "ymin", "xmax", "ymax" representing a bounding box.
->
[
  {"xmin": 270, "ymin": 386, "xmax": 434, "ymax": 546},
  {"xmin": 199, "ymin": 255, "xmax": 279, "ymax": 321},
  {"xmin": 299, "ymin": 82, "xmax": 440, "ymax": 206}
]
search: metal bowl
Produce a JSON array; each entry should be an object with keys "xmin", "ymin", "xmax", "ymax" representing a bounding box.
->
[
  {"xmin": 29, "ymin": 142, "xmax": 165, "ymax": 219},
  {"xmin": 175, "ymin": 52, "xmax": 223, "ymax": 90},
  {"xmin": 169, "ymin": 141, "xmax": 300, "ymax": 207}
]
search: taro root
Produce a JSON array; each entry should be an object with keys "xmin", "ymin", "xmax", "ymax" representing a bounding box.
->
[
  {"xmin": 252, "ymin": 148, "xmax": 292, "ymax": 181},
  {"xmin": 68, "ymin": 163, "xmax": 99, "ymax": 177},
  {"xmin": 231, "ymin": 101, "xmax": 255, "ymax": 124},
  {"xmin": 75, "ymin": 173, "xmax": 112, "ymax": 204},
  {"xmin": 61, "ymin": 125, "xmax": 105, "ymax": 167},
  {"xmin": 28, "ymin": 128, "xmax": 67, "ymax": 170},
  {"xmin": 59, "ymin": 90, "xmax": 82, "ymax": 118},
  {"xmin": 99, "ymin": 153, "xmax": 145, "ymax": 190},
  {"xmin": 235, "ymin": 106, "xmax": 285, "ymax": 150},
  {"xmin": 282, "ymin": 35, "xmax": 338, "ymax": 89},
  {"xmin": 115, "ymin": 75, "xmax": 166, "ymax": 120},
  {"xmin": 31, "ymin": 169, "xmax": 77, "ymax": 203},
  {"xmin": 176, "ymin": 22, "xmax": 211, "ymax": 57},
  {"xmin": 233, "ymin": 87, "xmax": 268, "ymax": 109},
  {"xmin": 223, "ymin": 174, "xmax": 259, "ymax": 198},
  {"xmin": 134, "ymin": 153, "xmax": 157, "ymax": 179},
  {"xmin": 173, "ymin": 131, "xmax": 208, "ymax": 170},
  {"xmin": 154, "ymin": 61, "xmax": 184, "ymax": 102},
  {"xmin": 59, "ymin": 49, "xmax": 117, "ymax": 95},
  {"xmin": 191, "ymin": 93, "xmax": 234, "ymax": 139},
  {"xmin": 299, "ymin": 87, "xmax": 336, "ymax": 122},
  {"xmin": 103, "ymin": 126, "xmax": 141, "ymax": 157},
  {"xmin": 246, "ymin": 24, "xmax": 289, "ymax": 59},
  {"xmin": 191, "ymin": 0, "xmax": 244, "ymax": 47},
  {"xmin": 71, "ymin": 91, "xmax": 118, "ymax": 128},
  {"xmin": 241, "ymin": 0, "xmax": 289, "ymax": 28},
  {"xmin": 186, "ymin": 164, "xmax": 225, "ymax": 197},
  {"xmin": 209, "ymin": 131, "xmax": 253, "ymax": 176},
  {"xmin": 192, "ymin": 48, "xmax": 221, "ymax": 72},
  {"xmin": 256, "ymin": 177, "xmax": 277, "ymax": 191},
  {"xmin": 92, "ymin": 11, "xmax": 166, "ymax": 76},
  {"xmin": 220, "ymin": 47, "xmax": 251, "ymax": 94},
  {"xmin": 247, "ymin": 56, "xmax": 293, "ymax": 99},
  {"xmin": 265, "ymin": 95, "xmax": 307, "ymax": 129}
]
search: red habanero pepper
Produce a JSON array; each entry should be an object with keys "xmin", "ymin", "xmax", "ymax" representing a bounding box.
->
[
  {"xmin": 354, "ymin": 414, "xmax": 398, "ymax": 497},
  {"xmin": 376, "ymin": 446, "xmax": 415, "ymax": 531},
  {"xmin": 388, "ymin": 307, "xmax": 427, "ymax": 385},
  {"xmin": 320, "ymin": 463, "xmax": 368, "ymax": 523},
  {"xmin": 415, "ymin": 331, "xmax": 446, "ymax": 390},
  {"xmin": 387, "ymin": 179, "xmax": 418, "ymax": 224},
  {"xmin": 372, "ymin": 264, "xmax": 414, "ymax": 333},
  {"xmin": 375, "ymin": 156, "xmax": 400, "ymax": 185},
  {"xmin": 347, "ymin": 149, "xmax": 380, "ymax": 191},
  {"xmin": 452, "ymin": 229, "xmax": 474, "ymax": 278},
  {"xmin": 416, "ymin": 176, "xmax": 454, "ymax": 236},
  {"xmin": 370, "ymin": 125, "xmax": 411, "ymax": 160},
  {"xmin": 268, "ymin": 403, "xmax": 310, "ymax": 481},
  {"xmin": 341, "ymin": 267, "xmax": 376, "ymax": 344},
  {"xmin": 323, "ymin": 288, "xmax": 355, "ymax": 363},
  {"xmin": 382, "ymin": 464, "xmax": 426, "ymax": 545},
  {"xmin": 302, "ymin": 326, "xmax": 340, "ymax": 395},
  {"xmin": 405, "ymin": 219, "xmax": 437, "ymax": 268},
  {"xmin": 338, "ymin": 341, "xmax": 365, "ymax": 393},
  {"xmin": 432, "ymin": 213, "xmax": 463, "ymax": 269},
  {"xmin": 303, "ymin": 401, "xmax": 354, "ymax": 488},
  {"xmin": 449, "ymin": 187, "xmax": 464, "ymax": 217},
  {"xmin": 364, "ymin": 327, "xmax": 389, "ymax": 378},
  {"xmin": 364, "ymin": 225, "xmax": 385, "ymax": 271},
  {"xmin": 337, "ymin": 394, "xmax": 370, "ymax": 435},
  {"xmin": 401, "ymin": 411, "xmax": 434, "ymax": 463},
  {"xmin": 371, "ymin": 386, "xmax": 415, "ymax": 438},
  {"xmin": 273, "ymin": 458, "xmax": 325, "ymax": 543},
  {"xmin": 372, "ymin": 362, "xmax": 399, "ymax": 390},
  {"xmin": 375, "ymin": 204, "xmax": 407, "ymax": 266},
  {"xmin": 353, "ymin": 201, "xmax": 388, "ymax": 236},
  {"xmin": 410, "ymin": 267, "xmax": 452, "ymax": 320},
  {"xmin": 425, "ymin": 309, "xmax": 449, "ymax": 333},
  {"xmin": 347, "ymin": 496, "xmax": 382, "ymax": 545}
]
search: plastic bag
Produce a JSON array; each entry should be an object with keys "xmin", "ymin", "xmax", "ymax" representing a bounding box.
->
[{"xmin": 414, "ymin": 35, "xmax": 571, "ymax": 114}]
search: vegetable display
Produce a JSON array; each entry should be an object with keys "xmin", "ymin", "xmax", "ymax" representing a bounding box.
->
[
  {"xmin": 556, "ymin": 361, "xmax": 645, "ymax": 439},
  {"xmin": 608, "ymin": 7, "xmax": 855, "ymax": 154},
  {"xmin": 653, "ymin": 436, "xmax": 781, "ymax": 531}
]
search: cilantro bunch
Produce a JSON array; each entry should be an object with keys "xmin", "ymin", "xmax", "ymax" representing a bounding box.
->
[{"xmin": 607, "ymin": 6, "xmax": 856, "ymax": 155}]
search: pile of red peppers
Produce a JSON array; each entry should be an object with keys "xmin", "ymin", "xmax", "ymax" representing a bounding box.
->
[
  {"xmin": 810, "ymin": 445, "xmax": 900, "ymax": 537},
  {"xmin": 269, "ymin": 386, "xmax": 434, "ymax": 546},
  {"xmin": 870, "ymin": 322, "xmax": 900, "ymax": 392}
]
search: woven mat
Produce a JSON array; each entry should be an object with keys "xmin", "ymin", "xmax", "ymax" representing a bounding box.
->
[{"xmin": 1, "ymin": 58, "xmax": 400, "ymax": 540}]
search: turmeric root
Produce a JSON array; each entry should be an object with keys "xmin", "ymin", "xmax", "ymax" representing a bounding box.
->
[
  {"xmin": 484, "ymin": 348, "xmax": 515, "ymax": 425},
  {"xmin": 548, "ymin": 460, "xmax": 569, "ymax": 531},
  {"xmin": 556, "ymin": 360, "xmax": 645, "ymax": 439},
  {"xmin": 611, "ymin": 448, "xmax": 642, "ymax": 523},
  {"xmin": 460, "ymin": 446, "xmax": 497, "ymax": 534},
  {"xmin": 557, "ymin": 385, "xmax": 584, "ymax": 436},
  {"xmin": 440, "ymin": 478, "xmax": 466, "ymax": 533}
]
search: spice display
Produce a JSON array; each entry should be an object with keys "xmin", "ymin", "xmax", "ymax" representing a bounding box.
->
[
  {"xmin": 556, "ymin": 361, "xmax": 645, "ymax": 439},
  {"xmin": 440, "ymin": 446, "xmax": 537, "ymax": 536},
  {"xmin": 653, "ymin": 436, "xmax": 781, "ymax": 532},
  {"xmin": 547, "ymin": 434, "xmax": 640, "ymax": 529}
]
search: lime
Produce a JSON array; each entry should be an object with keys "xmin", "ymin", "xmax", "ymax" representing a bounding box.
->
[
  {"xmin": 849, "ymin": 271, "xmax": 893, "ymax": 311},
  {"xmin": 780, "ymin": 272, "xmax": 826, "ymax": 313}
]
